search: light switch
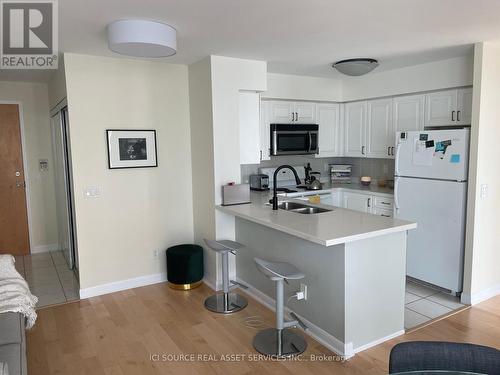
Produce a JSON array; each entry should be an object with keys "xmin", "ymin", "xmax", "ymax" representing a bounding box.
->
[
  {"xmin": 84, "ymin": 186, "xmax": 101, "ymax": 199},
  {"xmin": 480, "ymin": 184, "xmax": 488, "ymax": 199}
]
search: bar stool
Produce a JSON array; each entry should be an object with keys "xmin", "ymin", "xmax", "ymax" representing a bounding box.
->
[
  {"xmin": 203, "ymin": 239, "xmax": 248, "ymax": 314},
  {"xmin": 253, "ymin": 257, "xmax": 307, "ymax": 357}
]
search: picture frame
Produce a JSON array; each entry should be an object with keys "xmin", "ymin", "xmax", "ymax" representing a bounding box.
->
[{"xmin": 106, "ymin": 129, "xmax": 158, "ymax": 169}]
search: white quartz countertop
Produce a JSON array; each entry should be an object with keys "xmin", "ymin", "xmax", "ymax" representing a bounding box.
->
[{"xmin": 216, "ymin": 192, "xmax": 416, "ymax": 247}]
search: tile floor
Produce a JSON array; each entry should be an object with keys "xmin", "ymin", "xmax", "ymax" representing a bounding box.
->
[
  {"xmin": 404, "ymin": 279, "xmax": 465, "ymax": 330},
  {"xmin": 14, "ymin": 251, "xmax": 79, "ymax": 309}
]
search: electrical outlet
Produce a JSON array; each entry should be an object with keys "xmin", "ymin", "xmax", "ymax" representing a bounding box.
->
[
  {"xmin": 153, "ymin": 249, "xmax": 160, "ymax": 258},
  {"xmin": 480, "ymin": 184, "xmax": 488, "ymax": 199},
  {"xmin": 300, "ymin": 283, "xmax": 308, "ymax": 300}
]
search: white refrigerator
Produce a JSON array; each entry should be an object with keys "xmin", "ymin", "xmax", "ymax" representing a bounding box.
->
[{"xmin": 394, "ymin": 129, "xmax": 469, "ymax": 294}]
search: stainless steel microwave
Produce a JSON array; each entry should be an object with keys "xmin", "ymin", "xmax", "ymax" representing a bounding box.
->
[{"xmin": 270, "ymin": 123, "xmax": 319, "ymax": 156}]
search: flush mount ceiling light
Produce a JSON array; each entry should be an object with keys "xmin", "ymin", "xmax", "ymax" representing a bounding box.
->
[
  {"xmin": 107, "ymin": 20, "xmax": 177, "ymax": 58},
  {"xmin": 332, "ymin": 58, "xmax": 379, "ymax": 76}
]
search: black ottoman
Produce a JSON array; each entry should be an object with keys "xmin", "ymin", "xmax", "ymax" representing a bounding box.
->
[{"xmin": 166, "ymin": 244, "xmax": 204, "ymax": 290}]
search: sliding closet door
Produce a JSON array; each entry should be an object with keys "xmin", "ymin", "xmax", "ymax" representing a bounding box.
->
[{"xmin": 51, "ymin": 112, "xmax": 74, "ymax": 268}]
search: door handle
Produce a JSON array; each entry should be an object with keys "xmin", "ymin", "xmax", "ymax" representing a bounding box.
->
[
  {"xmin": 452, "ymin": 110, "xmax": 455, "ymax": 121},
  {"xmin": 457, "ymin": 110, "xmax": 461, "ymax": 122}
]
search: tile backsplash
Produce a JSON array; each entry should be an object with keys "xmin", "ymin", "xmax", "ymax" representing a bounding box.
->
[{"xmin": 241, "ymin": 155, "xmax": 395, "ymax": 184}]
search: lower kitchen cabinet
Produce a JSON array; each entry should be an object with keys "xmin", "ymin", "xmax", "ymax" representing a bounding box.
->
[{"xmin": 342, "ymin": 191, "xmax": 371, "ymax": 213}]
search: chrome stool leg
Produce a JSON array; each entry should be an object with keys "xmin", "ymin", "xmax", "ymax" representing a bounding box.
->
[
  {"xmin": 204, "ymin": 248, "xmax": 247, "ymax": 314},
  {"xmin": 253, "ymin": 278, "xmax": 307, "ymax": 357}
]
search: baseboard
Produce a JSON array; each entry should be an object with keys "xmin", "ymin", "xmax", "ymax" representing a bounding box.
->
[
  {"xmin": 31, "ymin": 243, "xmax": 60, "ymax": 254},
  {"xmin": 461, "ymin": 283, "xmax": 500, "ymax": 305},
  {"xmin": 80, "ymin": 272, "xmax": 167, "ymax": 299},
  {"xmin": 236, "ymin": 277, "xmax": 353, "ymax": 358},
  {"xmin": 353, "ymin": 330, "xmax": 405, "ymax": 354}
]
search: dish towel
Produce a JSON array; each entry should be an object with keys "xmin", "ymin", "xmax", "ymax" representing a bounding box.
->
[{"xmin": 0, "ymin": 255, "xmax": 38, "ymax": 329}]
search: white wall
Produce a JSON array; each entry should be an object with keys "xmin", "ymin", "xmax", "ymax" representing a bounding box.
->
[
  {"xmin": 48, "ymin": 57, "xmax": 67, "ymax": 109},
  {"xmin": 63, "ymin": 53, "xmax": 194, "ymax": 291},
  {"xmin": 264, "ymin": 73, "xmax": 342, "ymax": 101},
  {"xmin": 462, "ymin": 42, "xmax": 500, "ymax": 305},
  {"xmin": 0, "ymin": 81, "xmax": 59, "ymax": 252},
  {"xmin": 342, "ymin": 56, "xmax": 473, "ymax": 101},
  {"xmin": 188, "ymin": 57, "xmax": 217, "ymax": 283}
]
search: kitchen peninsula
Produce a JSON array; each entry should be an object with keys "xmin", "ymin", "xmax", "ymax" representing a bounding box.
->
[{"xmin": 217, "ymin": 193, "xmax": 416, "ymax": 357}]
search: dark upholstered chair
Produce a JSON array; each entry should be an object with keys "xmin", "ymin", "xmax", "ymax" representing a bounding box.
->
[{"xmin": 389, "ymin": 341, "xmax": 500, "ymax": 374}]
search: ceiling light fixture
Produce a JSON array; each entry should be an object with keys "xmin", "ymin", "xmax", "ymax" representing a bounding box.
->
[
  {"xmin": 332, "ymin": 58, "xmax": 379, "ymax": 76},
  {"xmin": 107, "ymin": 20, "xmax": 177, "ymax": 58}
]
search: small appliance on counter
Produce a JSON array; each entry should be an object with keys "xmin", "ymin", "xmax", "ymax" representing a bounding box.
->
[
  {"xmin": 249, "ymin": 174, "xmax": 269, "ymax": 191},
  {"xmin": 221, "ymin": 183, "xmax": 251, "ymax": 206},
  {"xmin": 360, "ymin": 176, "xmax": 372, "ymax": 186},
  {"xmin": 330, "ymin": 164, "xmax": 352, "ymax": 183}
]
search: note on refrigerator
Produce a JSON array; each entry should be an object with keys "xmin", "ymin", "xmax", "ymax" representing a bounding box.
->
[{"xmin": 413, "ymin": 140, "xmax": 433, "ymax": 166}]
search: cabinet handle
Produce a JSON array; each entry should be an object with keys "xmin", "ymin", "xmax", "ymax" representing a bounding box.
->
[
  {"xmin": 381, "ymin": 214, "xmax": 390, "ymax": 217},
  {"xmin": 452, "ymin": 110, "xmax": 455, "ymax": 121},
  {"xmin": 387, "ymin": 146, "xmax": 391, "ymax": 156},
  {"xmin": 367, "ymin": 197, "xmax": 371, "ymax": 208},
  {"xmin": 260, "ymin": 150, "xmax": 262, "ymax": 161},
  {"xmin": 391, "ymin": 147, "xmax": 395, "ymax": 156},
  {"xmin": 295, "ymin": 112, "xmax": 298, "ymax": 121},
  {"xmin": 362, "ymin": 146, "xmax": 365, "ymax": 155},
  {"xmin": 381, "ymin": 201, "xmax": 391, "ymax": 205},
  {"xmin": 457, "ymin": 110, "xmax": 461, "ymax": 122}
]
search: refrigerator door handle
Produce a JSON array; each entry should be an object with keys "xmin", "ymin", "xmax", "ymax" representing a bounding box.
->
[
  {"xmin": 394, "ymin": 143, "xmax": 401, "ymax": 175},
  {"xmin": 394, "ymin": 178, "xmax": 400, "ymax": 211}
]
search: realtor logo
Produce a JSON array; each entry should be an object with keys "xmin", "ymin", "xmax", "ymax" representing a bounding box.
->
[{"xmin": 0, "ymin": 0, "xmax": 58, "ymax": 69}]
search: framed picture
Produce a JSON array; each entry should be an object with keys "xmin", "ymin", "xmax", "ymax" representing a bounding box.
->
[{"xmin": 106, "ymin": 129, "xmax": 158, "ymax": 169}]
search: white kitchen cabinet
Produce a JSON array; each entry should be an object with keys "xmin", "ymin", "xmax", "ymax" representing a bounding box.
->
[
  {"xmin": 316, "ymin": 103, "xmax": 342, "ymax": 158},
  {"xmin": 366, "ymin": 98, "xmax": 393, "ymax": 158},
  {"xmin": 344, "ymin": 101, "xmax": 367, "ymax": 157},
  {"xmin": 457, "ymin": 87, "xmax": 473, "ymax": 125},
  {"xmin": 267, "ymin": 100, "xmax": 316, "ymax": 124},
  {"xmin": 239, "ymin": 92, "xmax": 261, "ymax": 164},
  {"xmin": 424, "ymin": 88, "xmax": 473, "ymax": 127},
  {"xmin": 295, "ymin": 102, "xmax": 316, "ymax": 123},
  {"xmin": 343, "ymin": 191, "xmax": 371, "ymax": 213},
  {"xmin": 259, "ymin": 100, "xmax": 271, "ymax": 161},
  {"xmin": 372, "ymin": 207, "xmax": 393, "ymax": 218},
  {"xmin": 393, "ymin": 94, "xmax": 425, "ymax": 133},
  {"xmin": 269, "ymin": 101, "xmax": 294, "ymax": 123}
]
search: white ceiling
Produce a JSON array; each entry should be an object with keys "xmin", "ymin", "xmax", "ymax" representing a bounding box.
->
[{"xmin": 3, "ymin": 0, "xmax": 500, "ymax": 82}]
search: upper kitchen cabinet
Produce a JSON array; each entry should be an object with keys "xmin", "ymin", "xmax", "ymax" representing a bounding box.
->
[
  {"xmin": 366, "ymin": 98, "xmax": 393, "ymax": 158},
  {"xmin": 268, "ymin": 100, "xmax": 316, "ymax": 124},
  {"xmin": 259, "ymin": 100, "xmax": 271, "ymax": 161},
  {"xmin": 393, "ymin": 94, "xmax": 425, "ymax": 133},
  {"xmin": 344, "ymin": 101, "xmax": 367, "ymax": 157},
  {"xmin": 239, "ymin": 91, "xmax": 262, "ymax": 164},
  {"xmin": 424, "ymin": 88, "xmax": 473, "ymax": 127},
  {"xmin": 316, "ymin": 103, "xmax": 342, "ymax": 158}
]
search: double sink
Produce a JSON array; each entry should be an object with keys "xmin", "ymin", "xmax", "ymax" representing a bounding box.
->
[{"xmin": 276, "ymin": 201, "xmax": 332, "ymax": 215}]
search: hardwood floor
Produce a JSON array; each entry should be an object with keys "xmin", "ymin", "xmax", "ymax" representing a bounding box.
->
[{"xmin": 27, "ymin": 282, "xmax": 500, "ymax": 375}]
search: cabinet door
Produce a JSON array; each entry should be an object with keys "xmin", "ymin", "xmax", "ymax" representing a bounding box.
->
[
  {"xmin": 424, "ymin": 90, "xmax": 457, "ymax": 127},
  {"xmin": 457, "ymin": 87, "xmax": 473, "ymax": 125},
  {"xmin": 259, "ymin": 101, "xmax": 271, "ymax": 161},
  {"xmin": 269, "ymin": 101, "xmax": 294, "ymax": 123},
  {"xmin": 393, "ymin": 94, "xmax": 425, "ymax": 133},
  {"xmin": 344, "ymin": 101, "xmax": 367, "ymax": 157},
  {"xmin": 316, "ymin": 103, "xmax": 341, "ymax": 157},
  {"xmin": 343, "ymin": 192, "xmax": 371, "ymax": 213},
  {"xmin": 294, "ymin": 102, "xmax": 316, "ymax": 123},
  {"xmin": 366, "ymin": 98, "xmax": 393, "ymax": 159},
  {"xmin": 239, "ymin": 92, "xmax": 261, "ymax": 164}
]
